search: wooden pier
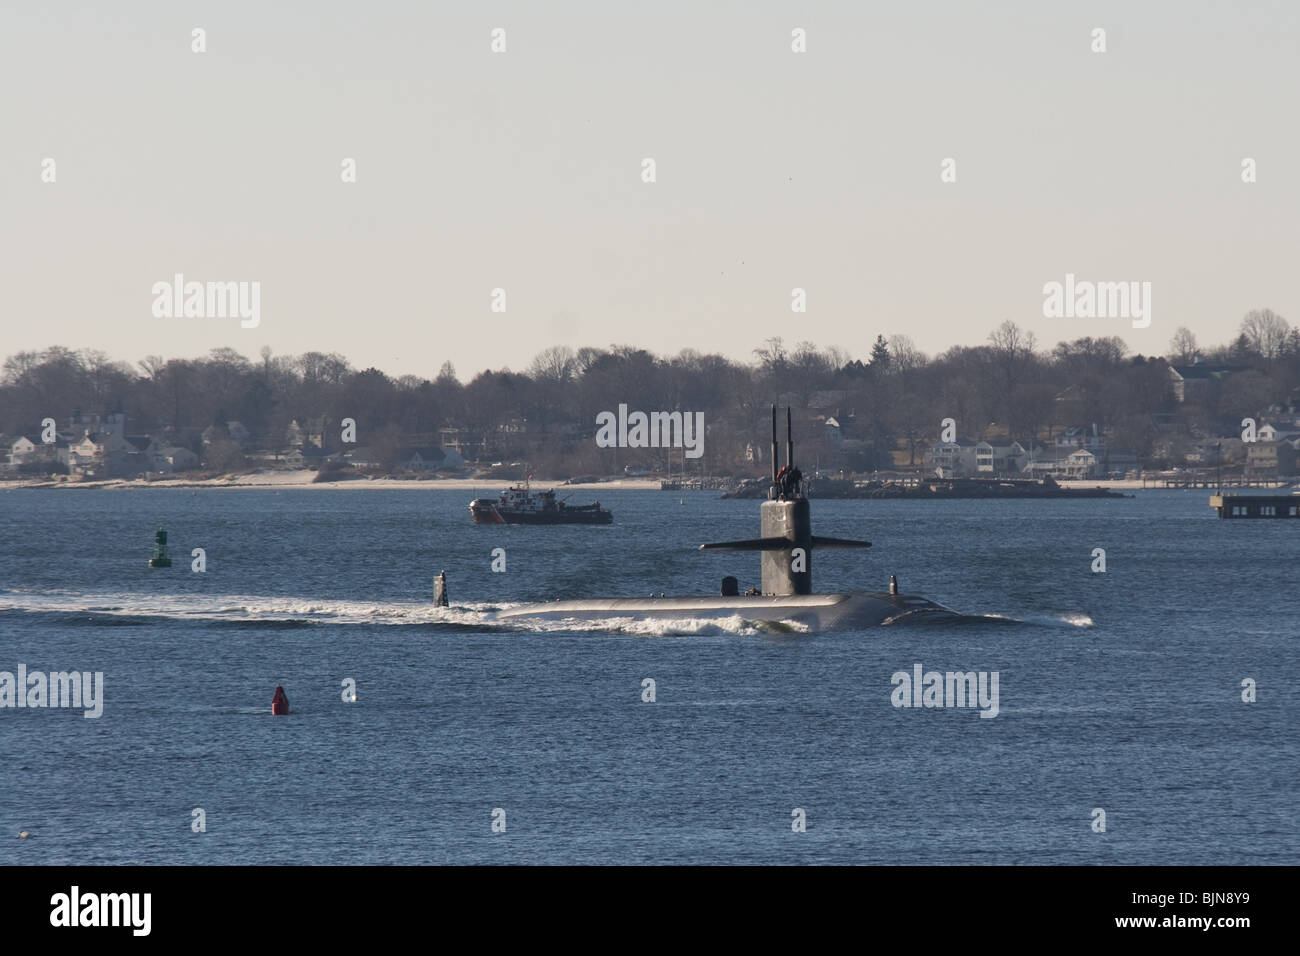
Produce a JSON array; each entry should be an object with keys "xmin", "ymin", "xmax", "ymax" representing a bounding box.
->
[
  {"xmin": 1148, "ymin": 475, "xmax": 1282, "ymax": 489},
  {"xmin": 661, "ymin": 476, "xmax": 733, "ymax": 491},
  {"xmin": 1210, "ymin": 494, "xmax": 1300, "ymax": 518}
]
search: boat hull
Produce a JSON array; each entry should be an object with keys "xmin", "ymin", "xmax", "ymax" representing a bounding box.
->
[{"xmin": 470, "ymin": 503, "xmax": 613, "ymax": 525}]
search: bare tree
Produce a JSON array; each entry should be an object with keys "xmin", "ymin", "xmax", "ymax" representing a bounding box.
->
[
  {"xmin": 80, "ymin": 349, "xmax": 132, "ymax": 407},
  {"xmin": 987, "ymin": 320, "xmax": 1037, "ymax": 393},
  {"xmin": 298, "ymin": 351, "xmax": 351, "ymax": 386},
  {"xmin": 789, "ymin": 342, "xmax": 835, "ymax": 405},
  {"xmin": 135, "ymin": 355, "xmax": 164, "ymax": 381},
  {"xmin": 751, "ymin": 336, "xmax": 793, "ymax": 403},
  {"xmin": 888, "ymin": 334, "xmax": 927, "ymax": 373},
  {"xmin": 790, "ymin": 342, "xmax": 832, "ymax": 377},
  {"xmin": 1239, "ymin": 309, "xmax": 1289, "ymax": 361},
  {"xmin": 2, "ymin": 350, "xmax": 43, "ymax": 384},
  {"xmin": 752, "ymin": 337, "xmax": 787, "ymax": 372},
  {"xmin": 527, "ymin": 345, "xmax": 576, "ymax": 384},
  {"xmin": 1052, "ymin": 336, "xmax": 1127, "ymax": 371},
  {"xmin": 824, "ymin": 345, "xmax": 851, "ymax": 370},
  {"xmin": 1168, "ymin": 327, "xmax": 1198, "ymax": 364},
  {"xmin": 573, "ymin": 347, "xmax": 607, "ymax": 376},
  {"xmin": 988, "ymin": 320, "xmax": 1036, "ymax": 359}
]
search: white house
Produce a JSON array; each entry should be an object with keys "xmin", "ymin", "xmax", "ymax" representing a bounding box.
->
[
  {"xmin": 9, "ymin": 434, "xmax": 66, "ymax": 472},
  {"xmin": 975, "ymin": 441, "xmax": 1026, "ymax": 475},
  {"xmin": 68, "ymin": 434, "xmax": 108, "ymax": 476},
  {"xmin": 1259, "ymin": 424, "xmax": 1300, "ymax": 444},
  {"xmin": 9, "ymin": 436, "xmax": 37, "ymax": 467},
  {"xmin": 402, "ymin": 446, "xmax": 465, "ymax": 472},
  {"xmin": 1023, "ymin": 447, "xmax": 1099, "ymax": 479},
  {"xmin": 930, "ymin": 439, "xmax": 979, "ymax": 477}
]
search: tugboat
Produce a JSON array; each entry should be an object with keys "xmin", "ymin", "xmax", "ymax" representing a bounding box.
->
[{"xmin": 470, "ymin": 478, "xmax": 613, "ymax": 525}]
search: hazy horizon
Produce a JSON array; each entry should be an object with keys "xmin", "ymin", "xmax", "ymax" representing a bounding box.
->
[{"xmin": 3, "ymin": 1, "xmax": 1297, "ymax": 377}]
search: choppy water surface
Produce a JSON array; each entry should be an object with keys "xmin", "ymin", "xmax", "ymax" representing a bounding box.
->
[{"xmin": 0, "ymin": 488, "xmax": 1295, "ymax": 864}]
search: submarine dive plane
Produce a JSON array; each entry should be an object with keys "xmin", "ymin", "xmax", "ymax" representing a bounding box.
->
[{"xmin": 496, "ymin": 407, "xmax": 960, "ymax": 629}]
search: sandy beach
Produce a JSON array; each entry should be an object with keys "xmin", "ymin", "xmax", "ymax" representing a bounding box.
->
[
  {"xmin": 0, "ymin": 470, "xmax": 665, "ymax": 491},
  {"xmin": 2, "ymin": 471, "xmax": 1273, "ymax": 493}
]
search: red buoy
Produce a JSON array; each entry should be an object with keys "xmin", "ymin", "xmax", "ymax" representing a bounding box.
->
[{"xmin": 271, "ymin": 686, "xmax": 290, "ymax": 715}]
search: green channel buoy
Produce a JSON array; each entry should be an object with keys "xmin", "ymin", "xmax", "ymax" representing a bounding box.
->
[{"xmin": 149, "ymin": 528, "xmax": 172, "ymax": 568}]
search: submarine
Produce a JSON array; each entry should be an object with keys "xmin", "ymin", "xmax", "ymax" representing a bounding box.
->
[{"xmin": 496, "ymin": 407, "xmax": 961, "ymax": 629}]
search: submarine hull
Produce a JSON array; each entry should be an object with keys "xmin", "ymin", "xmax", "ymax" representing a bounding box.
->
[
  {"xmin": 496, "ymin": 591, "xmax": 958, "ymax": 628},
  {"xmin": 485, "ymin": 407, "xmax": 967, "ymax": 631}
]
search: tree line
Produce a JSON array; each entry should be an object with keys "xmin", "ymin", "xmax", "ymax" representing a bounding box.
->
[{"xmin": 2, "ymin": 309, "xmax": 1296, "ymax": 476}]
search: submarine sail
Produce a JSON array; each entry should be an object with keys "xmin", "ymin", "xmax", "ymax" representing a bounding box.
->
[{"xmin": 698, "ymin": 406, "xmax": 870, "ymax": 596}]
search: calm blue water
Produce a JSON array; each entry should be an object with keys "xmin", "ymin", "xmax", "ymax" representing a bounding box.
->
[{"xmin": 1, "ymin": 487, "xmax": 1295, "ymax": 864}]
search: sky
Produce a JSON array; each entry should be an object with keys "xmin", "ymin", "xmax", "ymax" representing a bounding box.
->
[{"xmin": 2, "ymin": 1, "xmax": 1297, "ymax": 379}]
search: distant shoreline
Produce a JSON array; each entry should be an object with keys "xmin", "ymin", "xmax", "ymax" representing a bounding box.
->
[
  {"xmin": 0, "ymin": 471, "xmax": 1274, "ymax": 493},
  {"xmin": 0, "ymin": 470, "xmax": 663, "ymax": 491}
]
